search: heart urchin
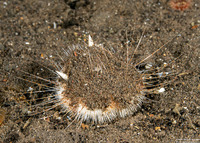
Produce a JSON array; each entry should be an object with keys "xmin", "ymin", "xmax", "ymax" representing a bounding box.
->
[{"xmin": 18, "ymin": 35, "xmax": 177, "ymax": 125}]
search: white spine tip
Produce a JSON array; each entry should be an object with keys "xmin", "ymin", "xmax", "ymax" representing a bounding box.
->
[
  {"xmin": 145, "ymin": 64, "xmax": 152, "ymax": 69},
  {"xmin": 56, "ymin": 71, "xmax": 68, "ymax": 80},
  {"xmin": 88, "ymin": 35, "xmax": 94, "ymax": 47},
  {"xmin": 158, "ymin": 88, "xmax": 165, "ymax": 93},
  {"xmin": 27, "ymin": 87, "xmax": 33, "ymax": 91}
]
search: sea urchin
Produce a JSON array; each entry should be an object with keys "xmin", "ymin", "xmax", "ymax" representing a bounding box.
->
[{"xmin": 17, "ymin": 35, "xmax": 178, "ymax": 125}]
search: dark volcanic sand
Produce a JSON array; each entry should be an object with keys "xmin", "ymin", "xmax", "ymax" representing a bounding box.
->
[{"xmin": 0, "ymin": 0, "xmax": 200, "ymax": 142}]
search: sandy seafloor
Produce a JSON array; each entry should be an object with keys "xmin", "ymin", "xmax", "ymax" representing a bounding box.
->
[{"xmin": 0, "ymin": 0, "xmax": 200, "ymax": 142}]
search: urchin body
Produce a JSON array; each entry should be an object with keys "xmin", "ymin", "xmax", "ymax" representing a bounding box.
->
[{"xmin": 50, "ymin": 41, "xmax": 166, "ymax": 124}]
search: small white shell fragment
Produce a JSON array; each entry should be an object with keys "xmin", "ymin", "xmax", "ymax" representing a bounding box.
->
[
  {"xmin": 163, "ymin": 62, "xmax": 167, "ymax": 67},
  {"xmin": 88, "ymin": 35, "xmax": 94, "ymax": 47},
  {"xmin": 158, "ymin": 88, "xmax": 165, "ymax": 93},
  {"xmin": 53, "ymin": 22, "xmax": 57, "ymax": 29},
  {"xmin": 25, "ymin": 42, "xmax": 30, "ymax": 45},
  {"xmin": 183, "ymin": 107, "xmax": 188, "ymax": 110},
  {"xmin": 56, "ymin": 71, "xmax": 68, "ymax": 80}
]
